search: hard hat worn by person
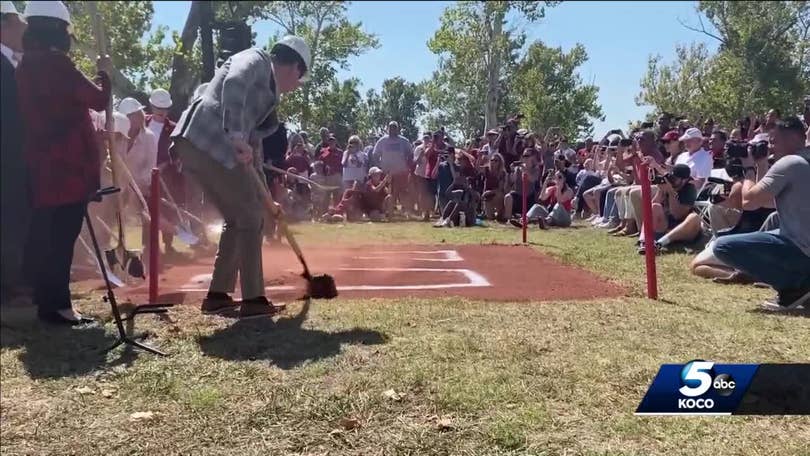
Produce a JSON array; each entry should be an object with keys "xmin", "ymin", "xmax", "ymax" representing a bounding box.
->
[
  {"xmin": 149, "ymin": 88, "xmax": 172, "ymax": 109},
  {"xmin": 118, "ymin": 97, "xmax": 145, "ymax": 116},
  {"xmin": 272, "ymin": 35, "xmax": 311, "ymax": 82},
  {"xmin": 24, "ymin": 0, "xmax": 71, "ymax": 25}
]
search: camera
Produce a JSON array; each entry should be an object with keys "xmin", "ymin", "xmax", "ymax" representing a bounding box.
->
[
  {"xmin": 651, "ymin": 172, "xmax": 677, "ymax": 185},
  {"xmin": 748, "ymin": 140, "xmax": 769, "ymax": 160},
  {"xmin": 724, "ymin": 158, "xmax": 745, "ymax": 180},
  {"xmin": 619, "ymin": 138, "xmax": 633, "ymax": 147},
  {"xmin": 725, "ymin": 140, "xmax": 749, "ymax": 159}
]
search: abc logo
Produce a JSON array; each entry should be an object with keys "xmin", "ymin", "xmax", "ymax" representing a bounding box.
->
[
  {"xmin": 677, "ymin": 361, "xmax": 736, "ymax": 408},
  {"xmin": 712, "ymin": 373, "xmax": 736, "ymax": 397}
]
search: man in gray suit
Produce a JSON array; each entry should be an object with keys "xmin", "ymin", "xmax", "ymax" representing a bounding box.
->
[{"xmin": 171, "ymin": 35, "xmax": 310, "ymax": 318}]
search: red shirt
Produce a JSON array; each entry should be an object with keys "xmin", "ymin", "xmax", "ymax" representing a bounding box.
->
[
  {"xmin": 285, "ymin": 153, "xmax": 311, "ymax": 175},
  {"xmin": 319, "ymin": 146, "xmax": 343, "ymax": 176},
  {"xmin": 17, "ymin": 50, "xmax": 111, "ymax": 208},
  {"xmin": 425, "ymin": 145, "xmax": 441, "ymax": 179},
  {"xmin": 362, "ymin": 180, "xmax": 387, "ymax": 210},
  {"xmin": 483, "ymin": 168, "xmax": 505, "ymax": 191}
]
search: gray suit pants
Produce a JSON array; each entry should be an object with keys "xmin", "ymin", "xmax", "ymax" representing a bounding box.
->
[{"xmin": 174, "ymin": 139, "xmax": 265, "ymax": 299}]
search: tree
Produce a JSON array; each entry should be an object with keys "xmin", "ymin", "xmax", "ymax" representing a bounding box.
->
[
  {"xmin": 637, "ymin": 1, "xmax": 809, "ymax": 127},
  {"xmin": 364, "ymin": 78, "xmax": 425, "ymax": 141},
  {"xmin": 427, "ymin": 1, "xmax": 558, "ymax": 132},
  {"xmin": 261, "ymin": 1, "xmax": 379, "ymax": 130},
  {"xmin": 308, "ymin": 78, "xmax": 364, "ymax": 144},
  {"xmin": 513, "ymin": 42, "xmax": 603, "ymax": 139}
]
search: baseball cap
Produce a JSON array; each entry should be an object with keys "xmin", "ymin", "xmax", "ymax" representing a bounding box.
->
[
  {"xmin": 679, "ymin": 127, "xmax": 703, "ymax": 142},
  {"xmin": 671, "ymin": 164, "xmax": 692, "ymax": 180},
  {"xmin": 368, "ymin": 166, "xmax": 383, "ymax": 176},
  {"xmin": 749, "ymin": 133, "xmax": 769, "ymax": 144},
  {"xmin": 662, "ymin": 130, "xmax": 681, "ymax": 142},
  {"xmin": 486, "ymin": 129, "xmax": 498, "ymax": 136}
]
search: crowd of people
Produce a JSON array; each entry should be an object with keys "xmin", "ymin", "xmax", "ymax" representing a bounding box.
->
[
  {"xmin": 257, "ymin": 107, "xmax": 810, "ymax": 311},
  {"xmin": 2, "ymin": 1, "xmax": 808, "ymax": 324}
]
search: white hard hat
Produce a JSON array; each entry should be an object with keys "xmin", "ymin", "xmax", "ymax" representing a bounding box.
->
[
  {"xmin": 149, "ymin": 88, "xmax": 172, "ymax": 109},
  {"xmin": 118, "ymin": 97, "xmax": 145, "ymax": 116},
  {"xmin": 24, "ymin": 1, "xmax": 71, "ymax": 25},
  {"xmin": 1, "ymin": 1, "xmax": 20, "ymax": 15},
  {"xmin": 273, "ymin": 35, "xmax": 311, "ymax": 82},
  {"xmin": 113, "ymin": 112, "xmax": 131, "ymax": 137}
]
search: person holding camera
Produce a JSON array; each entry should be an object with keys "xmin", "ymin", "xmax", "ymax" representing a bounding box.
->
[
  {"xmin": 713, "ymin": 117, "xmax": 810, "ymax": 310},
  {"xmin": 503, "ymin": 151, "xmax": 541, "ymax": 220},
  {"xmin": 480, "ymin": 152, "xmax": 509, "ymax": 221},
  {"xmin": 611, "ymin": 130, "xmax": 664, "ymax": 236},
  {"xmin": 635, "ymin": 164, "xmax": 698, "ymax": 253}
]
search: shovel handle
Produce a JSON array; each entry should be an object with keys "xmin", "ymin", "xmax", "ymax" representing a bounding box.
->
[{"xmin": 248, "ymin": 166, "xmax": 311, "ymax": 278}]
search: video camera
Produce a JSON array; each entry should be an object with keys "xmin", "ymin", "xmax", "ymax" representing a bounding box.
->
[
  {"xmin": 707, "ymin": 176, "xmax": 735, "ymax": 204},
  {"xmin": 650, "ymin": 173, "xmax": 676, "ymax": 185},
  {"xmin": 725, "ymin": 141, "xmax": 749, "ymax": 159},
  {"xmin": 748, "ymin": 140, "xmax": 769, "ymax": 160}
]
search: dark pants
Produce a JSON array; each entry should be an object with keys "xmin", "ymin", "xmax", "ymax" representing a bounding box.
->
[
  {"xmin": 575, "ymin": 174, "xmax": 602, "ymax": 213},
  {"xmin": 26, "ymin": 202, "xmax": 87, "ymax": 315}
]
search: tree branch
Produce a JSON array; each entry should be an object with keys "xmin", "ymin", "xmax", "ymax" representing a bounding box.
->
[{"xmin": 678, "ymin": 15, "xmax": 726, "ymax": 44}]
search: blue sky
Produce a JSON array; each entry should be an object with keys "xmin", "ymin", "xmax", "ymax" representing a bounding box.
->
[{"xmin": 151, "ymin": 1, "xmax": 719, "ymax": 135}]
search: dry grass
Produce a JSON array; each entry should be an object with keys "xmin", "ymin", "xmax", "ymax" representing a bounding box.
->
[{"xmin": 2, "ymin": 222, "xmax": 809, "ymax": 455}]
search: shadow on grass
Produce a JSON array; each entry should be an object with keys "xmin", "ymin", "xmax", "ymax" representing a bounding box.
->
[
  {"xmin": 1, "ymin": 318, "xmax": 115, "ymax": 379},
  {"xmin": 196, "ymin": 300, "xmax": 388, "ymax": 369}
]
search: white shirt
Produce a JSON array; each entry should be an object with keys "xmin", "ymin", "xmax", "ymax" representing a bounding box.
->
[
  {"xmin": 147, "ymin": 119, "xmax": 164, "ymax": 149},
  {"xmin": 125, "ymin": 128, "xmax": 159, "ymax": 190},
  {"xmin": 341, "ymin": 149, "xmax": 368, "ymax": 183},
  {"xmin": 413, "ymin": 144, "xmax": 428, "ymax": 177},
  {"xmin": 1, "ymin": 43, "xmax": 19, "ymax": 68},
  {"xmin": 675, "ymin": 148, "xmax": 712, "ymax": 180}
]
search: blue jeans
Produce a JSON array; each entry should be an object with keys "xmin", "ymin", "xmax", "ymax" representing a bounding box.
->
[
  {"xmin": 603, "ymin": 187, "xmax": 620, "ymax": 222},
  {"xmin": 713, "ymin": 230, "xmax": 810, "ymax": 291}
]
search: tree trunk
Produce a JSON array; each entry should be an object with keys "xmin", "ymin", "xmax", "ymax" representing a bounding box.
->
[
  {"xmin": 169, "ymin": 1, "xmax": 204, "ymax": 120},
  {"xmin": 484, "ymin": 10, "xmax": 504, "ymax": 131}
]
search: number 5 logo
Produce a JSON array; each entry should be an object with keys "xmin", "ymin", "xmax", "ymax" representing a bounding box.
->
[{"xmin": 679, "ymin": 361, "xmax": 714, "ymax": 397}]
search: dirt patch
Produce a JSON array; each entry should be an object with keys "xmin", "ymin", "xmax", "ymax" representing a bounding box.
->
[{"xmin": 76, "ymin": 244, "xmax": 625, "ymax": 304}]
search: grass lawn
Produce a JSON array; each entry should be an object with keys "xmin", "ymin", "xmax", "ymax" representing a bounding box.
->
[{"xmin": 2, "ymin": 222, "xmax": 808, "ymax": 455}]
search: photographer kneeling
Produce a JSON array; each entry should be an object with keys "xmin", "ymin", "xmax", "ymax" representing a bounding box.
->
[
  {"xmin": 713, "ymin": 117, "xmax": 810, "ymax": 310},
  {"xmin": 637, "ymin": 164, "xmax": 697, "ymax": 253}
]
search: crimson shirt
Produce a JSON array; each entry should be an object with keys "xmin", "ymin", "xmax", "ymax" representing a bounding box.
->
[
  {"xmin": 285, "ymin": 153, "xmax": 311, "ymax": 175},
  {"xmin": 319, "ymin": 146, "xmax": 343, "ymax": 176},
  {"xmin": 17, "ymin": 50, "xmax": 111, "ymax": 208}
]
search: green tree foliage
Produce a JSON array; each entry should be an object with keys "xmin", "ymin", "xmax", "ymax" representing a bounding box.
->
[
  {"xmin": 513, "ymin": 42, "xmax": 604, "ymax": 139},
  {"xmin": 364, "ymin": 78, "xmax": 426, "ymax": 141},
  {"xmin": 637, "ymin": 1, "xmax": 809, "ymax": 127},
  {"xmin": 308, "ymin": 78, "xmax": 364, "ymax": 144},
  {"xmin": 262, "ymin": 1, "xmax": 379, "ymax": 130},
  {"xmin": 426, "ymin": 1, "xmax": 558, "ymax": 134}
]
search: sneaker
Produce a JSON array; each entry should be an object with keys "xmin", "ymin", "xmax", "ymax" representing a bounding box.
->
[
  {"xmin": 509, "ymin": 219, "xmax": 524, "ymax": 228},
  {"xmin": 590, "ymin": 217, "xmax": 604, "ymax": 226},
  {"xmin": 433, "ymin": 218, "xmax": 447, "ymax": 228},
  {"xmin": 760, "ymin": 288, "xmax": 810, "ymax": 311},
  {"xmin": 598, "ymin": 220, "xmax": 618, "ymax": 229},
  {"xmin": 637, "ymin": 241, "xmax": 665, "ymax": 255},
  {"xmin": 239, "ymin": 297, "xmax": 281, "ymax": 319},
  {"xmin": 201, "ymin": 292, "xmax": 238, "ymax": 314}
]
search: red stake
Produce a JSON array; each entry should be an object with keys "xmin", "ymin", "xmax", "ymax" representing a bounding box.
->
[
  {"xmin": 149, "ymin": 168, "xmax": 160, "ymax": 304},
  {"xmin": 521, "ymin": 171, "xmax": 528, "ymax": 244},
  {"xmin": 636, "ymin": 161, "xmax": 658, "ymax": 299}
]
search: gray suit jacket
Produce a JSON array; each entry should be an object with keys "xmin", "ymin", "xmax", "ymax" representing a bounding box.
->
[{"xmin": 172, "ymin": 48, "xmax": 280, "ymax": 169}]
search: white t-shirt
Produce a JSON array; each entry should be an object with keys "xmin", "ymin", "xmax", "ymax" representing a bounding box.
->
[
  {"xmin": 125, "ymin": 128, "xmax": 159, "ymax": 190},
  {"xmin": 675, "ymin": 148, "xmax": 712, "ymax": 180},
  {"xmin": 413, "ymin": 145, "xmax": 428, "ymax": 178},
  {"xmin": 147, "ymin": 120, "xmax": 164, "ymax": 149},
  {"xmin": 341, "ymin": 149, "xmax": 367, "ymax": 183}
]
